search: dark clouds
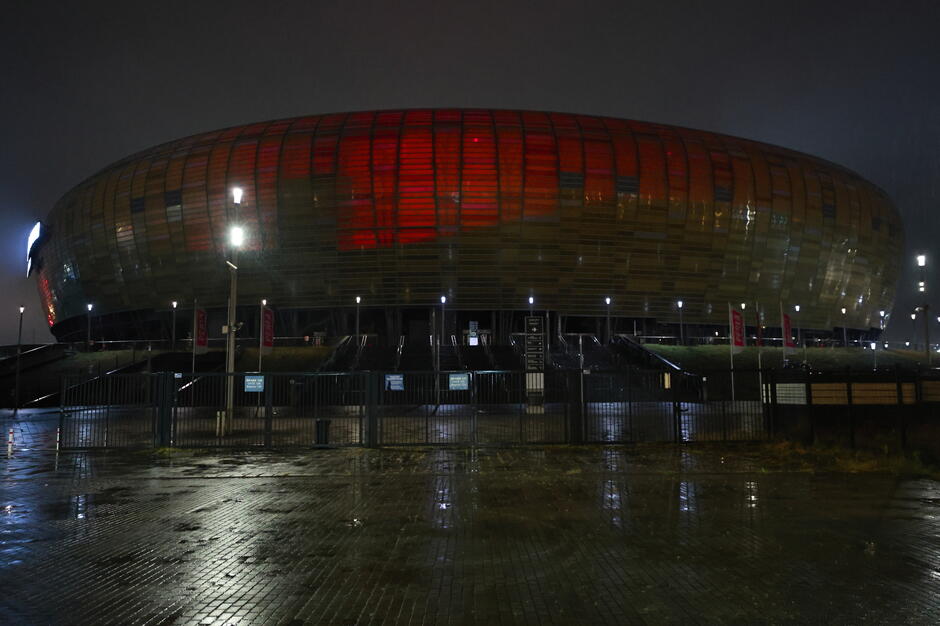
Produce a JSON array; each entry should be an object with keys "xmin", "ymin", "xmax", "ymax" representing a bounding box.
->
[{"xmin": 1, "ymin": 0, "xmax": 938, "ymax": 342}]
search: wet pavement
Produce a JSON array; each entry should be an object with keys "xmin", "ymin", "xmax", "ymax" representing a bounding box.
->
[{"xmin": 2, "ymin": 410, "xmax": 940, "ymax": 624}]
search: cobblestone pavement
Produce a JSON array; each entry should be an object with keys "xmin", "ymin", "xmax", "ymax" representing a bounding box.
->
[{"xmin": 2, "ymin": 409, "xmax": 940, "ymax": 624}]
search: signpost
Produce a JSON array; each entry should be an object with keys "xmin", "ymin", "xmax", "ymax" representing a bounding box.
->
[
  {"xmin": 384, "ymin": 374, "xmax": 404, "ymax": 391},
  {"xmin": 524, "ymin": 316, "xmax": 544, "ymax": 405}
]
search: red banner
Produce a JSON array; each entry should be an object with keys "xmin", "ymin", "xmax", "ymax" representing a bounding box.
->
[
  {"xmin": 729, "ymin": 306, "xmax": 746, "ymax": 354},
  {"xmin": 782, "ymin": 310, "xmax": 796, "ymax": 353},
  {"xmin": 261, "ymin": 307, "xmax": 274, "ymax": 355},
  {"xmin": 194, "ymin": 308, "xmax": 208, "ymax": 355}
]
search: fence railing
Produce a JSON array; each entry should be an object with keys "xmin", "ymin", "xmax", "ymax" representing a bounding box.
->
[{"xmin": 58, "ymin": 369, "xmax": 771, "ymax": 449}]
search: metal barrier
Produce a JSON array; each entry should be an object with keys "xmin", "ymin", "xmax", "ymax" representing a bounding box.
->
[{"xmin": 58, "ymin": 369, "xmax": 772, "ymax": 449}]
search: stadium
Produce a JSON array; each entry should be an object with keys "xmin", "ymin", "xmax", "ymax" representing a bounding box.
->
[{"xmin": 28, "ymin": 108, "xmax": 903, "ymax": 359}]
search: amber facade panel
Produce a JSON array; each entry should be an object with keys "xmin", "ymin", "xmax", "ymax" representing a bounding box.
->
[{"xmin": 33, "ymin": 109, "xmax": 903, "ymax": 336}]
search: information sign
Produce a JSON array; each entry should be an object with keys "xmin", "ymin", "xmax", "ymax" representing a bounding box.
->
[
  {"xmin": 244, "ymin": 375, "xmax": 265, "ymax": 393},
  {"xmin": 448, "ymin": 372, "xmax": 470, "ymax": 391},
  {"xmin": 384, "ymin": 374, "xmax": 404, "ymax": 391}
]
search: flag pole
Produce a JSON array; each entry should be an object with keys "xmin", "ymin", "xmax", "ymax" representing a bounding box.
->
[
  {"xmin": 191, "ymin": 298, "xmax": 197, "ymax": 375},
  {"xmin": 728, "ymin": 303, "xmax": 736, "ymax": 403},
  {"xmin": 756, "ymin": 301, "xmax": 763, "ymax": 403}
]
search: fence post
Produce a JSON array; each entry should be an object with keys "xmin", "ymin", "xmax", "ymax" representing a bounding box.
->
[
  {"xmin": 896, "ymin": 366, "xmax": 906, "ymax": 451},
  {"xmin": 264, "ymin": 375, "xmax": 273, "ymax": 447},
  {"xmin": 569, "ymin": 370, "xmax": 584, "ymax": 444},
  {"xmin": 768, "ymin": 368, "xmax": 778, "ymax": 439},
  {"xmin": 58, "ymin": 376, "xmax": 68, "ymax": 449},
  {"xmin": 845, "ymin": 367, "xmax": 855, "ymax": 449},
  {"xmin": 366, "ymin": 371, "xmax": 378, "ymax": 448},
  {"xmin": 672, "ymin": 373, "xmax": 681, "ymax": 443},
  {"xmin": 805, "ymin": 367, "xmax": 814, "ymax": 446},
  {"xmin": 156, "ymin": 372, "xmax": 173, "ymax": 448}
]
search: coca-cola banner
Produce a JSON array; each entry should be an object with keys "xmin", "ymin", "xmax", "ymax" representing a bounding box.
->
[
  {"xmin": 729, "ymin": 306, "xmax": 746, "ymax": 354},
  {"xmin": 261, "ymin": 307, "xmax": 274, "ymax": 355},
  {"xmin": 194, "ymin": 308, "xmax": 208, "ymax": 355},
  {"xmin": 781, "ymin": 307, "xmax": 796, "ymax": 354}
]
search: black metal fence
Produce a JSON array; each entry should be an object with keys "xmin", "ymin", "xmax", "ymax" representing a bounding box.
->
[{"xmin": 58, "ymin": 368, "xmax": 770, "ymax": 449}]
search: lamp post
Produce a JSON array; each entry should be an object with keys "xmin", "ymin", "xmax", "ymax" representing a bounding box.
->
[
  {"xmin": 86, "ymin": 303, "xmax": 93, "ymax": 349},
  {"xmin": 795, "ymin": 304, "xmax": 806, "ymax": 362},
  {"xmin": 171, "ymin": 301, "xmax": 178, "ymax": 350},
  {"xmin": 677, "ymin": 299, "xmax": 684, "ymax": 345},
  {"xmin": 440, "ymin": 295, "xmax": 447, "ymax": 348},
  {"xmin": 911, "ymin": 311, "xmax": 917, "ymax": 349},
  {"xmin": 528, "ymin": 296, "xmax": 534, "ymax": 316},
  {"xmin": 841, "ymin": 307, "xmax": 848, "ymax": 347},
  {"xmin": 14, "ymin": 306, "xmax": 24, "ymax": 415},
  {"xmin": 879, "ymin": 309, "xmax": 886, "ymax": 349},
  {"xmin": 224, "ymin": 187, "xmax": 245, "ymax": 436},
  {"xmin": 917, "ymin": 253, "xmax": 930, "ymax": 365},
  {"xmin": 605, "ymin": 297, "xmax": 611, "ymax": 345},
  {"xmin": 258, "ymin": 299, "xmax": 267, "ymax": 372},
  {"xmin": 870, "ymin": 341, "xmax": 877, "ymax": 370},
  {"xmin": 355, "ymin": 296, "xmax": 361, "ymax": 342}
]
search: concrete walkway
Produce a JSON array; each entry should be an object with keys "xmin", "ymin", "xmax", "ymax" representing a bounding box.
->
[{"xmin": 2, "ymin": 409, "xmax": 938, "ymax": 624}]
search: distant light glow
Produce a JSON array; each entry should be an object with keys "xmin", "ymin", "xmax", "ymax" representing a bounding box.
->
[
  {"xmin": 841, "ymin": 307, "xmax": 847, "ymax": 315},
  {"xmin": 677, "ymin": 300, "xmax": 683, "ymax": 309},
  {"xmin": 26, "ymin": 221, "xmax": 42, "ymax": 276},
  {"xmin": 19, "ymin": 306, "xmax": 25, "ymax": 314},
  {"xmin": 355, "ymin": 296, "xmax": 361, "ymax": 304},
  {"xmin": 528, "ymin": 296, "xmax": 534, "ymax": 305},
  {"xmin": 440, "ymin": 295, "xmax": 446, "ymax": 304},
  {"xmin": 794, "ymin": 304, "xmax": 800, "ymax": 312},
  {"xmin": 86, "ymin": 303, "xmax": 93, "ymax": 312},
  {"xmin": 261, "ymin": 299, "xmax": 267, "ymax": 306},
  {"xmin": 232, "ymin": 187, "xmax": 243, "ymax": 205},
  {"xmin": 171, "ymin": 301, "xmax": 178, "ymax": 309},
  {"xmin": 870, "ymin": 342, "xmax": 877, "ymax": 350},
  {"xmin": 917, "ymin": 254, "xmax": 927, "ymax": 267},
  {"xmin": 740, "ymin": 302, "xmax": 746, "ymax": 310},
  {"xmin": 605, "ymin": 297, "xmax": 611, "ymax": 305}
]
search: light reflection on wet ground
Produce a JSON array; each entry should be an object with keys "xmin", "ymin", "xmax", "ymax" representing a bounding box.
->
[{"xmin": 2, "ymin": 409, "xmax": 940, "ymax": 624}]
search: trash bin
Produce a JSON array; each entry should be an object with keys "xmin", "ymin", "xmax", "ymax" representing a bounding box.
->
[{"xmin": 315, "ymin": 419, "xmax": 331, "ymax": 446}]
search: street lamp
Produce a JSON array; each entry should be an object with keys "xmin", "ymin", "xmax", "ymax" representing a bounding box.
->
[
  {"xmin": 440, "ymin": 295, "xmax": 447, "ymax": 348},
  {"xmin": 841, "ymin": 307, "xmax": 848, "ymax": 347},
  {"xmin": 171, "ymin": 301, "xmax": 178, "ymax": 350},
  {"xmin": 258, "ymin": 299, "xmax": 267, "ymax": 372},
  {"xmin": 14, "ymin": 306, "xmax": 24, "ymax": 414},
  {"xmin": 795, "ymin": 304, "xmax": 805, "ymax": 361},
  {"xmin": 605, "ymin": 297, "xmax": 611, "ymax": 345},
  {"xmin": 528, "ymin": 296, "xmax": 534, "ymax": 315},
  {"xmin": 86, "ymin": 303, "xmax": 93, "ymax": 348},
  {"xmin": 224, "ymin": 187, "xmax": 245, "ymax": 435},
  {"xmin": 355, "ymin": 296, "xmax": 361, "ymax": 342},
  {"xmin": 916, "ymin": 253, "xmax": 930, "ymax": 364},
  {"xmin": 677, "ymin": 299, "xmax": 684, "ymax": 345},
  {"xmin": 870, "ymin": 341, "xmax": 877, "ymax": 370}
]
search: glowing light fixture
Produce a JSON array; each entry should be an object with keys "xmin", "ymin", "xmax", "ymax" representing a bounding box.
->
[
  {"xmin": 229, "ymin": 226, "xmax": 245, "ymax": 248},
  {"xmin": 232, "ymin": 187, "xmax": 244, "ymax": 205}
]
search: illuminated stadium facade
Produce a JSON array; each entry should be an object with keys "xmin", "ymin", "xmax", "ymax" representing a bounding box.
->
[{"xmin": 30, "ymin": 109, "xmax": 903, "ymax": 343}]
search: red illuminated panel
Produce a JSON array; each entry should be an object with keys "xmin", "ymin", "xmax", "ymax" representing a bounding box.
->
[
  {"xmin": 181, "ymin": 146, "xmax": 212, "ymax": 251},
  {"xmin": 397, "ymin": 119, "xmax": 436, "ymax": 243},
  {"xmin": 461, "ymin": 113, "xmax": 499, "ymax": 229},
  {"xmin": 583, "ymin": 137, "xmax": 614, "ymax": 205},
  {"xmin": 206, "ymin": 140, "xmax": 234, "ymax": 252},
  {"xmin": 37, "ymin": 268, "xmax": 56, "ymax": 326},
  {"xmin": 435, "ymin": 116, "xmax": 461, "ymax": 236},
  {"xmin": 372, "ymin": 119, "xmax": 399, "ymax": 247},
  {"xmin": 522, "ymin": 111, "xmax": 558, "ymax": 220},
  {"xmin": 337, "ymin": 112, "xmax": 376, "ymax": 249},
  {"xmin": 494, "ymin": 111, "xmax": 523, "ymax": 225},
  {"xmin": 635, "ymin": 133, "xmax": 666, "ymax": 203},
  {"xmin": 256, "ymin": 120, "xmax": 289, "ymax": 252}
]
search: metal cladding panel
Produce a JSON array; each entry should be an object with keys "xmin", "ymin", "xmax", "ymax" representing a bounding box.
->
[{"xmin": 36, "ymin": 109, "xmax": 903, "ymax": 332}]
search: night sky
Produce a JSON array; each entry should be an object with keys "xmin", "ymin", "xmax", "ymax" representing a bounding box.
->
[{"xmin": 2, "ymin": 0, "xmax": 938, "ymax": 344}]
